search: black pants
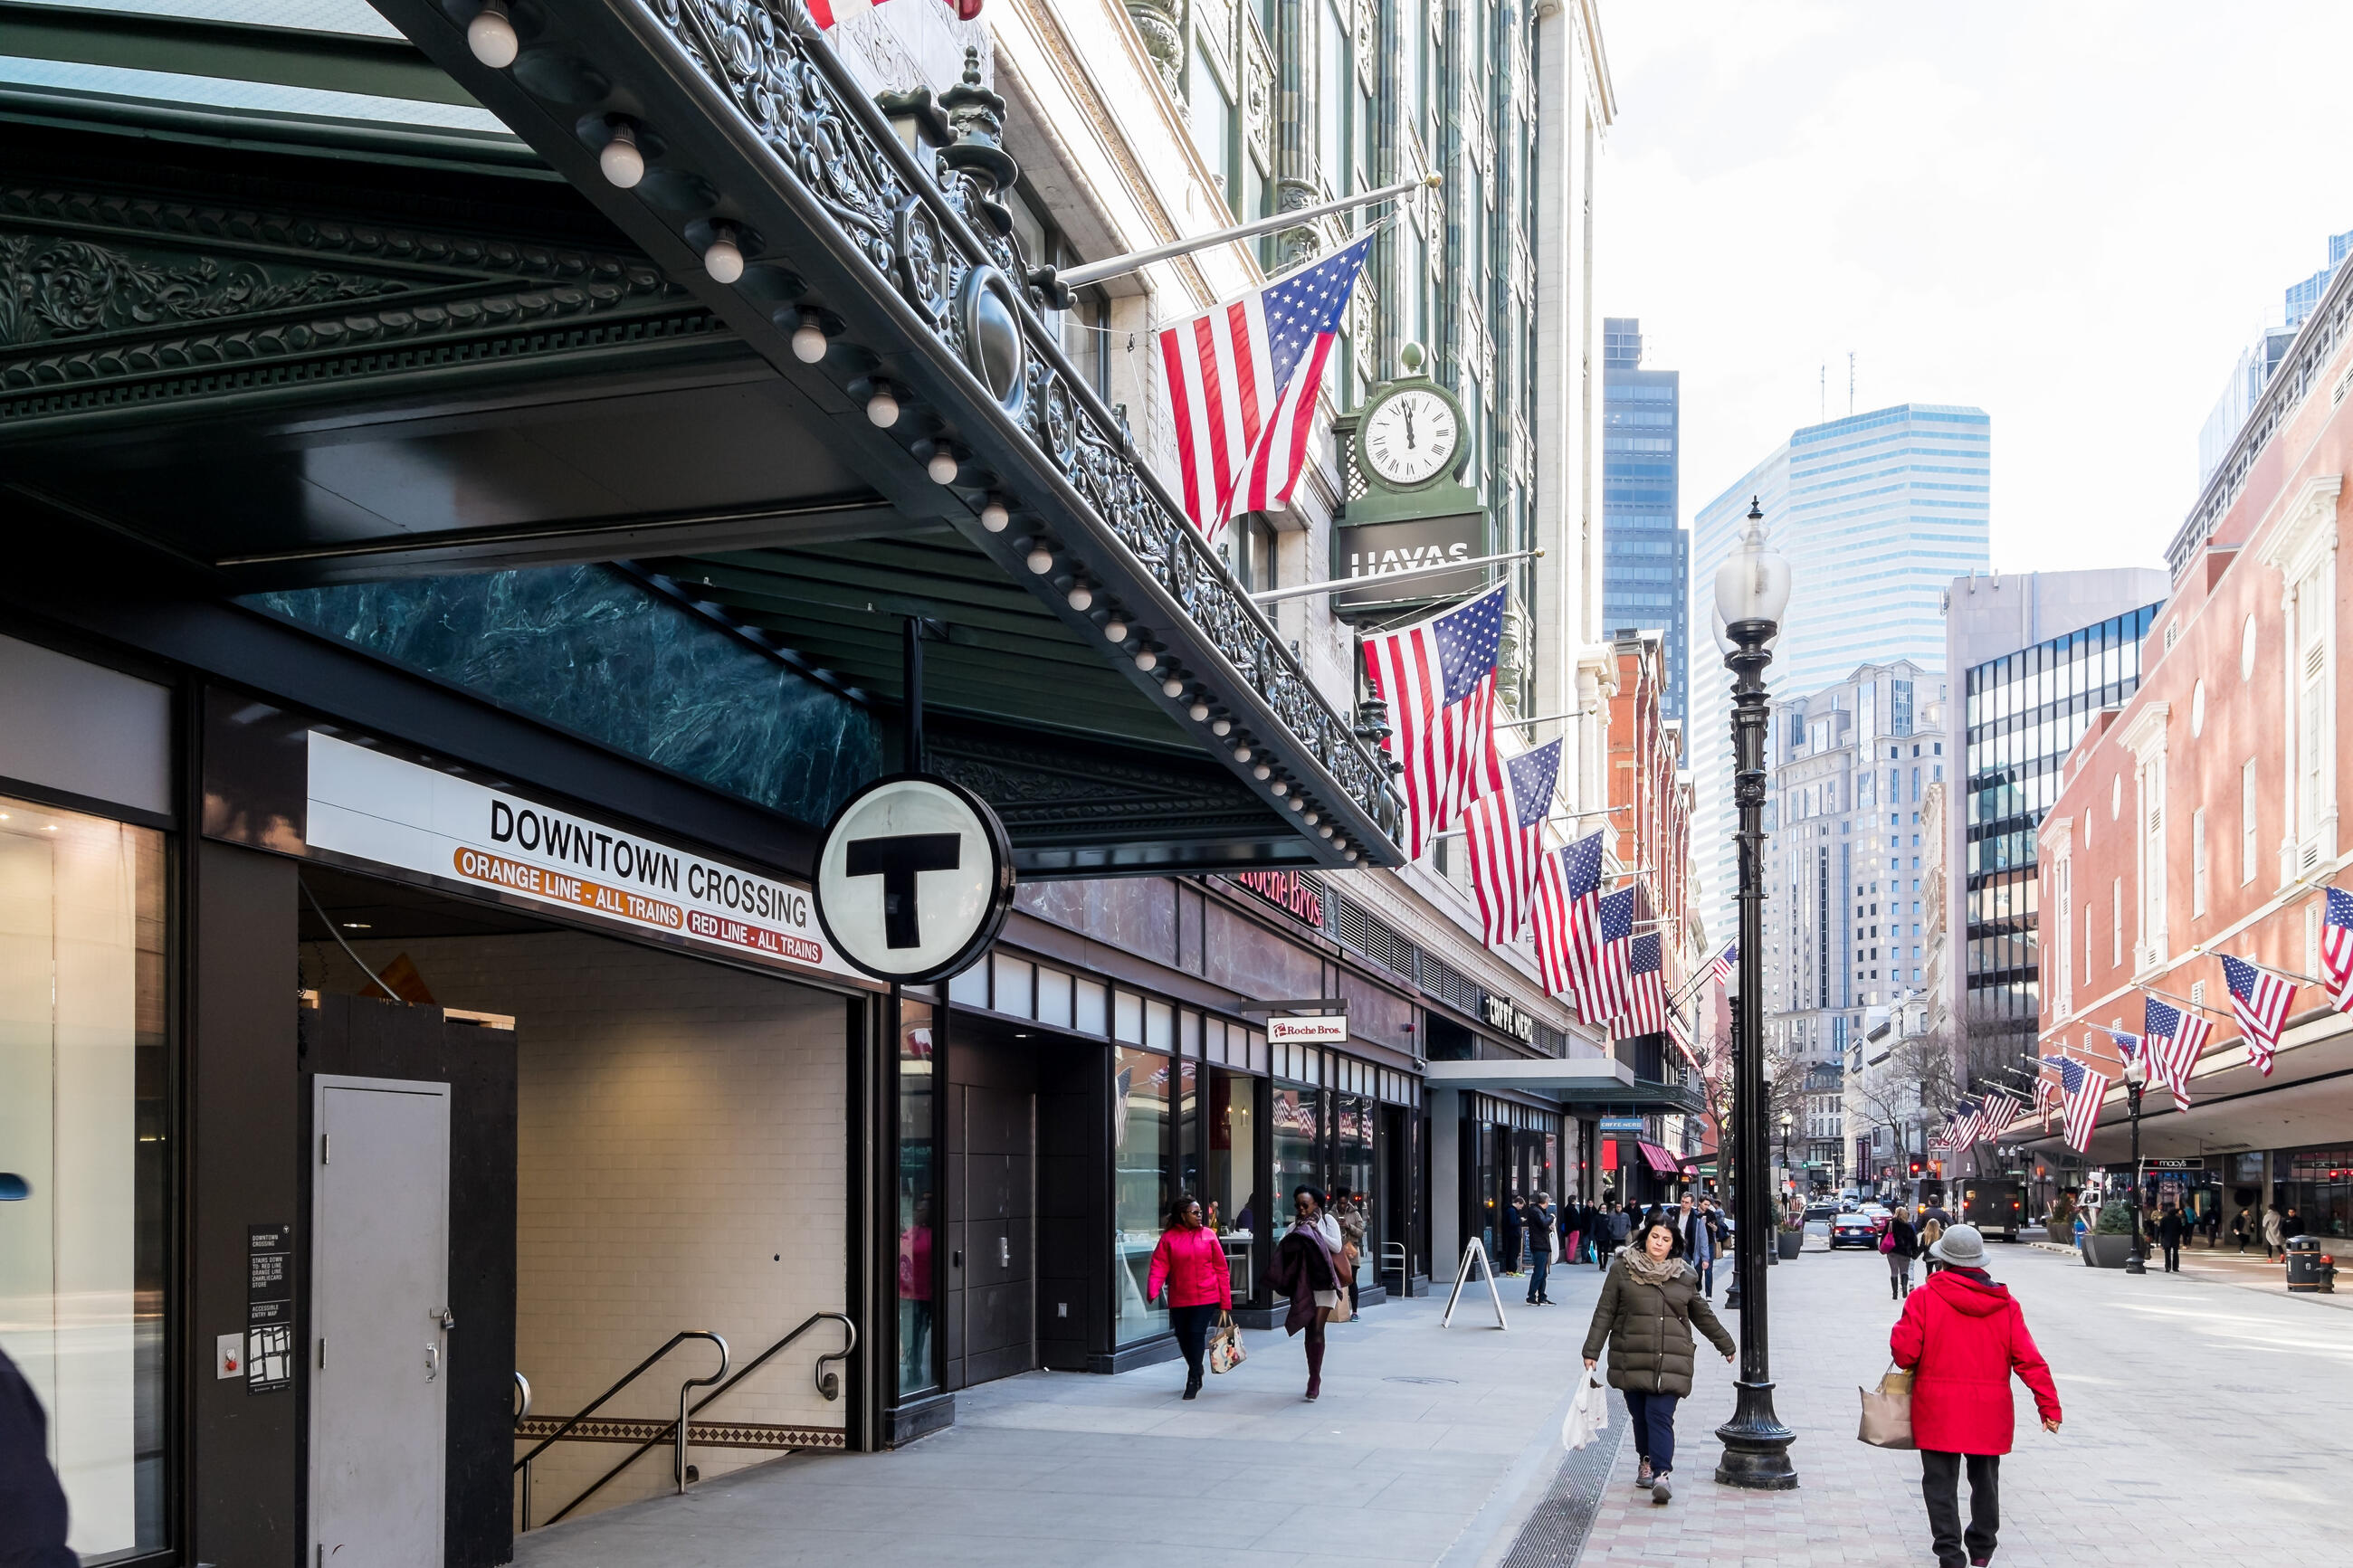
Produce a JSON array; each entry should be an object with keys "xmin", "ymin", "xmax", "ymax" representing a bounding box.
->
[
  {"xmin": 2161, "ymin": 1240, "xmax": 2181, "ymax": 1271},
  {"xmin": 1169, "ymin": 1303, "xmax": 1220, "ymax": 1382},
  {"xmin": 1920, "ymin": 1450, "xmax": 1998, "ymax": 1568},
  {"xmin": 1525, "ymin": 1249, "xmax": 1550, "ymax": 1301},
  {"xmin": 1623, "ymin": 1388, "xmax": 1678, "ymax": 1473}
]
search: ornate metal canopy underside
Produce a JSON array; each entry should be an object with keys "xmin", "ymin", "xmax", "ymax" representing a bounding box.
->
[{"xmin": 0, "ymin": 4, "xmax": 1405, "ymax": 874}]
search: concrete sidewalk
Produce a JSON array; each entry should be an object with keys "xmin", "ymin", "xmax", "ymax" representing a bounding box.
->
[
  {"xmin": 1565, "ymin": 1240, "xmax": 2352, "ymax": 1567},
  {"xmin": 509, "ymin": 1262, "xmax": 1610, "ymax": 1568}
]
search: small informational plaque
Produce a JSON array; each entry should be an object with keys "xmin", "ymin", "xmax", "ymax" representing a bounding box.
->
[{"xmin": 245, "ymin": 1223, "xmax": 294, "ymax": 1394}]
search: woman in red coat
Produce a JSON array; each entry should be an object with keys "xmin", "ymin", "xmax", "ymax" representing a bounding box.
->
[
  {"xmin": 1890, "ymin": 1224, "xmax": 2063, "ymax": 1568},
  {"xmin": 1147, "ymin": 1193, "xmax": 1234, "ymax": 1400}
]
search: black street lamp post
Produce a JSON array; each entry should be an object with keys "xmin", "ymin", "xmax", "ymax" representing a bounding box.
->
[
  {"xmin": 1711, "ymin": 499, "xmax": 1798, "ymax": 1490},
  {"xmin": 2122, "ymin": 1050, "xmax": 2148, "ymax": 1275}
]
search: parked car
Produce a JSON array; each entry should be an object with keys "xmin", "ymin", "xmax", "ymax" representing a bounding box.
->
[{"xmin": 1830, "ymin": 1212, "xmax": 1881, "ymax": 1250}]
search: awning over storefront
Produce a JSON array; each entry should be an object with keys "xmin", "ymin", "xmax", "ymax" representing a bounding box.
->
[
  {"xmin": 1636, "ymin": 1142, "xmax": 1686, "ymax": 1177},
  {"xmin": 1423, "ymin": 1056, "xmax": 1707, "ymax": 1117}
]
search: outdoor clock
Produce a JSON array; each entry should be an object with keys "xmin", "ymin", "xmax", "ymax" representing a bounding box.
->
[{"xmin": 1354, "ymin": 349, "xmax": 1469, "ymax": 492}]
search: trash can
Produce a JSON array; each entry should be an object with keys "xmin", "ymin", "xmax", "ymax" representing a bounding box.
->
[{"xmin": 2283, "ymin": 1235, "xmax": 2338, "ymax": 1294}]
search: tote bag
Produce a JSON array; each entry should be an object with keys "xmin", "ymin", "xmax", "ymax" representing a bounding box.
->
[
  {"xmin": 1857, "ymin": 1364, "xmax": 1915, "ymax": 1449},
  {"xmin": 1561, "ymin": 1371, "xmax": 1611, "ymax": 1451},
  {"xmin": 1208, "ymin": 1311, "xmax": 1247, "ymax": 1374}
]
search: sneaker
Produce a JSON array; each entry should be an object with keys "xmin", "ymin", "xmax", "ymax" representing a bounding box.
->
[
  {"xmin": 1651, "ymin": 1472, "xmax": 1672, "ymax": 1506},
  {"xmin": 1634, "ymin": 1458, "xmax": 1654, "ymax": 1488}
]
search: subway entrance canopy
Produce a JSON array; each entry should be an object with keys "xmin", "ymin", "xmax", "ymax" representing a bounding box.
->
[{"xmin": 0, "ymin": 0, "xmax": 1400, "ymax": 876}]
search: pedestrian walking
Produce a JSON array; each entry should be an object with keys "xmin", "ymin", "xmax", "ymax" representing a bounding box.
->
[
  {"xmin": 1335, "ymin": 1192, "xmax": 1367, "ymax": 1312},
  {"xmin": 1885, "ymin": 1211, "xmax": 1920, "ymax": 1297},
  {"xmin": 1146, "ymin": 1193, "xmax": 1234, "ymax": 1400},
  {"xmin": 1581, "ymin": 1215, "xmax": 1736, "ymax": 1507},
  {"xmin": 1605, "ymin": 1200, "xmax": 1633, "ymax": 1267},
  {"xmin": 1918, "ymin": 1214, "xmax": 1945, "ymax": 1279},
  {"xmin": 1676, "ymin": 1192, "xmax": 1719, "ymax": 1297},
  {"xmin": 1266, "ymin": 1185, "xmax": 1348, "ymax": 1402},
  {"xmin": 2156, "ymin": 1204, "xmax": 2187, "ymax": 1273},
  {"xmin": 1500, "ymin": 1191, "xmax": 1526, "ymax": 1275},
  {"xmin": 1, "ymin": 1345, "xmax": 72, "ymax": 1568},
  {"xmin": 2200, "ymin": 1205, "xmax": 2219, "ymax": 1249},
  {"xmin": 1890, "ymin": 1223, "xmax": 2063, "ymax": 1568},
  {"xmin": 2262, "ymin": 1203, "xmax": 2285, "ymax": 1260},
  {"xmin": 1560, "ymin": 1200, "xmax": 1582, "ymax": 1269},
  {"xmin": 1525, "ymin": 1193, "xmax": 1558, "ymax": 1304}
]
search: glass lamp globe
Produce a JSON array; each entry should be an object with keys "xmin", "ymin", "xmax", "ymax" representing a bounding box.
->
[{"xmin": 1714, "ymin": 497, "xmax": 1792, "ymax": 632}]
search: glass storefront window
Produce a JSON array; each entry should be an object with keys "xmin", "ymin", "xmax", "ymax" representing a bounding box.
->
[
  {"xmin": 0, "ymin": 796, "xmax": 168, "ymax": 1563},
  {"xmin": 1272, "ymin": 1086, "xmax": 1320, "ymax": 1214},
  {"xmin": 1209, "ymin": 1071, "xmax": 1258, "ymax": 1298},
  {"xmin": 896, "ymin": 998, "xmax": 938, "ymax": 1397},
  {"xmin": 2282, "ymin": 1146, "xmax": 2353, "ymax": 1239},
  {"xmin": 1112, "ymin": 1047, "xmax": 1172, "ymax": 1344}
]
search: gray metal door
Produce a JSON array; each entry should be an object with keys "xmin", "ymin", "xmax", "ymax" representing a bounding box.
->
[
  {"xmin": 961, "ymin": 1084, "xmax": 1035, "ymax": 1384},
  {"xmin": 310, "ymin": 1076, "xmax": 452, "ymax": 1567}
]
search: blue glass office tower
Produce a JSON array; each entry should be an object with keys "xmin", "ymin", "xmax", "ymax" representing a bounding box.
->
[
  {"xmin": 1601, "ymin": 318, "xmax": 1688, "ymax": 724},
  {"xmin": 1690, "ymin": 404, "xmax": 1992, "ymax": 942}
]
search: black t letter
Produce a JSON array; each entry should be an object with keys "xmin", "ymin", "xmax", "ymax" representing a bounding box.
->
[{"xmin": 845, "ymin": 833, "xmax": 962, "ymax": 948}]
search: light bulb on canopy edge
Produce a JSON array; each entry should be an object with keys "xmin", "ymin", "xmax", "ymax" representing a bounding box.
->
[
  {"xmin": 926, "ymin": 449, "xmax": 958, "ymax": 484},
  {"xmin": 598, "ymin": 121, "xmax": 644, "ymax": 187},
  {"xmin": 467, "ymin": 1, "xmax": 518, "ymax": 68}
]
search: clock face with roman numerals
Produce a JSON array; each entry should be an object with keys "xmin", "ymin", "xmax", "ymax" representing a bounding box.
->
[{"xmin": 1359, "ymin": 385, "xmax": 1461, "ymax": 489}]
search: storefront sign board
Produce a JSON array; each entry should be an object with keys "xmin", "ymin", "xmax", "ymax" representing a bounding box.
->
[
  {"xmin": 1266, "ymin": 1013, "xmax": 1348, "ymax": 1045},
  {"xmin": 1597, "ymin": 1116, "xmax": 1647, "ymax": 1133},
  {"xmin": 305, "ymin": 732, "xmax": 863, "ymax": 984},
  {"xmin": 1230, "ymin": 869, "xmax": 1325, "ymax": 927}
]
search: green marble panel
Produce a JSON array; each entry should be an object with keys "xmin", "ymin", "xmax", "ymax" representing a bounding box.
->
[{"xmin": 246, "ymin": 565, "xmax": 877, "ymax": 830}]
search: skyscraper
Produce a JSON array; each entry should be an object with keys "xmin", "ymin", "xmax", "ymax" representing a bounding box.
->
[
  {"xmin": 2196, "ymin": 226, "xmax": 2353, "ymax": 488},
  {"xmin": 1944, "ymin": 571, "xmax": 2167, "ymax": 1071},
  {"xmin": 1602, "ymin": 318, "xmax": 1688, "ymax": 723},
  {"xmin": 1691, "ymin": 404, "xmax": 1992, "ymax": 945}
]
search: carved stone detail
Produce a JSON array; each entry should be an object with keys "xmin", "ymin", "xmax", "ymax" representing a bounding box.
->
[{"xmin": 1124, "ymin": 0, "xmax": 1186, "ymax": 100}]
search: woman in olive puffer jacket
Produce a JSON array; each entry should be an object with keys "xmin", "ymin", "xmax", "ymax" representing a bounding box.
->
[{"xmin": 1581, "ymin": 1215, "xmax": 1736, "ymax": 1506}]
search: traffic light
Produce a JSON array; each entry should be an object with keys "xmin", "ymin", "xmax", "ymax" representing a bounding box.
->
[{"xmin": 1909, "ymin": 1159, "xmax": 1923, "ymax": 1178}]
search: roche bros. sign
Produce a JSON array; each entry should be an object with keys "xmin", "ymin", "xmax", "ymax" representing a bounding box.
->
[{"xmin": 303, "ymin": 732, "xmax": 862, "ymax": 984}]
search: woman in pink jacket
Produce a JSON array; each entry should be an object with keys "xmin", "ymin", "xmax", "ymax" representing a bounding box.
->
[{"xmin": 1148, "ymin": 1193, "xmax": 1234, "ymax": 1399}]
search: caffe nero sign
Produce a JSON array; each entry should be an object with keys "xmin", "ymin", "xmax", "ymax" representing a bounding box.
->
[{"xmin": 1481, "ymin": 994, "xmax": 1537, "ymax": 1042}]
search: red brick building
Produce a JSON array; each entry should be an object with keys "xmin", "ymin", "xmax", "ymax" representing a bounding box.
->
[{"xmin": 2024, "ymin": 271, "xmax": 2353, "ymax": 1242}]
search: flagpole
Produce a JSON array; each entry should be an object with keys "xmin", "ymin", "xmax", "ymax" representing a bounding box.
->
[
  {"xmin": 1050, "ymin": 174, "xmax": 1442, "ymax": 290},
  {"xmin": 2135, "ymin": 983, "xmax": 2237, "ymax": 1025}
]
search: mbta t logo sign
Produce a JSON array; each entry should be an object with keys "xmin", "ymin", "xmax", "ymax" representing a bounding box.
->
[{"xmin": 815, "ymin": 774, "xmax": 1014, "ymax": 983}]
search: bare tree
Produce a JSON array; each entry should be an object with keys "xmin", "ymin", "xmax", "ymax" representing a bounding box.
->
[{"xmin": 1853, "ymin": 1026, "xmax": 1961, "ymax": 1178}]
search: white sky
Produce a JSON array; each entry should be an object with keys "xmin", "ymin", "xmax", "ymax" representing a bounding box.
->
[{"xmin": 1594, "ymin": 1, "xmax": 2353, "ymax": 574}]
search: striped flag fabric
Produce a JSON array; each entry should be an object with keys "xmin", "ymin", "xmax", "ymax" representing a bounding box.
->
[
  {"xmin": 2033, "ymin": 1069, "xmax": 2060, "ymax": 1113},
  {"xmin": 2321, "ymin": 886, "xmax": 2353, "ymax": 1013},
  {"xmin": 1577, "ymin": 888, "xmax": 1637, "ymax": 1027},
  {"xmin": 1533, "ymin": 830, "xmax": 1606, "ymax": 1002},
  {"xmin": 1623, "ymin": 931, "xmax": 1669, "ymax": 1037},
  {"xmin": 2055, "ymin": 1057, "xmax": 2109, "ymax": 1154},
  {"xmin": 2142, "ymin": 996, "xmax": 2213, "ymax": 1107},
  {"xmin": 1159, "ymin": 234, "xmax": 1374, "ymax": 546},
  {"xmin": 1362, "ymin": 584, "xmax": 1508, "ymax": 860},
  {"xmin": 1977, "ymin": 1088, "xmax": 2026, "ymax": 1139},
  {"xmin": 1462, "ymin": 739, "xmax": 1561, "ymax": 945},
  {"xmin": 1706, "ymin": 942, "xmax": 1737, "ymax": 989},
  {"xmin": 1947, "ymin": 1097, "xmax": 1983, "ymax": 1152},
  {"xmin": 2220, "ymin": 953, "xmax": 2295, "ymax": 1076},
  {"xmin": 809, "ymin": 0, "xmax": 982, "ymax": 27}
]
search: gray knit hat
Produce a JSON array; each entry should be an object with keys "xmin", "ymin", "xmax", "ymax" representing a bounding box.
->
[{"xmin": 1929, "ymin": 1222, "xmax": 1986, "ymax": 1267}]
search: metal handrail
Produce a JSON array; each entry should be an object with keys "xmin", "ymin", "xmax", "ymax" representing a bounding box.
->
[
  {"xmin": 516, "ymin": 1313, "xmax": 855, "ymax": 1531},
  {"xmin": 1381, "ymin": 1240, "xmax": 1408, "ymax": 1299},
  {"xmin": 512, "ymin": 1373, "xmax": 533, "ymax": 1529},
  {"xmin": 512, "ymin": 1329, "xmax": 727, "ymax": 1531}
]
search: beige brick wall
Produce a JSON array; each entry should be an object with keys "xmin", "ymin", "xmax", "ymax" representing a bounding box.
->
[{"xmin": 319, "ymin": 930, "xmax": 847, "ymax": 1523}]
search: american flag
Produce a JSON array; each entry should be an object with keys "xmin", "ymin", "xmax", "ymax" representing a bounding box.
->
[
  {"xmin": 2142, "ymin": 995, "xmax": 2213, "ymax": 1107},
  {"xmin": 2220, "ymin": 953, "xmax": 2294, "ymax": 1076},
  {"xmin": 2056, "ymin": 1057, "xmax": 2110, "ymax": 1154},
  {"xmin": 1977, "ymin": 1087, "xmax": 2026, "ymax": 1138},
  {"xmin": 810, "ymin": 0, "xmax": 983, "ymax": 27},
  {"xmin": 2034, "ymin": 1055, "xmax": 2069, "ymax": 1113},
  {"xmin": 1946, "ymin": 1097, "xmax": 1983, "ymax": 1152},
  {"xmin": 1624, "ymin": 932, "xmax": 1669, "ymax": 1037},
  {"xmin": 1706, "ymin": 942, "xmax": 1738, "ymax": 990},
  {"xmin": 1580, "ymin": 888, "xmax": 1638, "ymax": 1028},
  {"xmin": 1159, "ymin": 235, "xmax": 1374, "ymax": 546},
  {"xmin": 1362, "ymin": 584, "xmax": 1507, "ymax": 859},
  {"xmin": 2321, "ymin": 887, "xmax": 2353, "ymax": 1013},
  {"xmin": 1462, "ymin": 739, "xmax": 1561, "ymax": 945},
  {"xmin": 1533, "ymin": 830, "xmax": 1606, "ymax": 1000}
]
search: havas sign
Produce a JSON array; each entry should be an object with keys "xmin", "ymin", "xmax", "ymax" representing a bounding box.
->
[
  {"xmin": 1331, "ymin": 512, "xmax": 1488, "ymax": 612},
  {"xmin": 303, "ymin": 733, "xmax": 862, "ymax": 984}
]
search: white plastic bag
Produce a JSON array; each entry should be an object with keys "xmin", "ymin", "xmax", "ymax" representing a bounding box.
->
[{"xmin": 1561, "ymin": 1371, "xmax": 1610, "ymax": 1450}]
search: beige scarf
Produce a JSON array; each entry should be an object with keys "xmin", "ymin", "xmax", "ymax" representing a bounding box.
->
[{"xmin": 1618, "ymin": 1244, "xmax": 1684, "ymax": 1288}]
